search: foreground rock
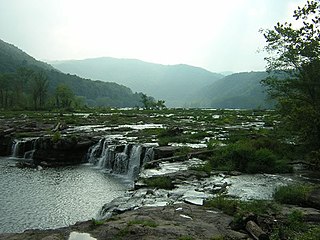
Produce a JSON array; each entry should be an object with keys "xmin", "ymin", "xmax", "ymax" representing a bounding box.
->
[{"xmin": 0, "ymin": 203, "xmax": 247, "ymax": 240}]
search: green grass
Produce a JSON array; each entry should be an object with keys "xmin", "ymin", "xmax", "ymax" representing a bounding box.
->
[{"xmin": 128, "ymin": 219, "xmax": 158, "ymax": 228}]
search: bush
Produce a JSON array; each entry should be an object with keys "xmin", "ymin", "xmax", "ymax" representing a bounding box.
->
[
  {"xmin": 143, "ymin": 176, "xmax": 174, "ymax": 190},
  {"xmin": 209, "ymin": 137, "xmax": 293, "ymax": 174},
  {"xmin": 189, "ymin": 161, "xmax": 212, "ymax": 175},
  {"xmin": 273, "ymin": 184, "xmax": 314, "ymax": 205},
  {"xmin": 52, "ymin": 131, "xmax": 61, "ymax": 143}
]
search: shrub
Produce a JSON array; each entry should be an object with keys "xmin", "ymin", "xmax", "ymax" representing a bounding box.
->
[
  {"xmin": 205, "ymin": 196, "xmax": 238, "ymax": 215},
  {"xmin": 209, "ymin": 138, "xmax": 293, "ymax": 174},
  {"xmin": 189, "ymin": 161, "xmax": 212, "ymax": 175},
  {"xmin": 143, "ymin": 176, "xmax": 174, "ymax": 190},
  {"xmin": 273, "ymin": 184, "xmax": 314, "ymax": 205},
  {"xmin": 52, "ymin": 131, "xmax": 61, "ymax": 143}
]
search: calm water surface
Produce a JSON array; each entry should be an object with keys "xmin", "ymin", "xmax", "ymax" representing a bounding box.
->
[{"xmin": 0, "ymin": 157, "xmax": 128, "ymax": 233}]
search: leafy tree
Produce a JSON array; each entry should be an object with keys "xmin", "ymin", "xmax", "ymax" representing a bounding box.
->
[
  {"xmin": 140, "ymin": 93, "xmax": 166, "ymax": 110},
  {"xmin": 0, "ymin": 73, "xmax": 12, "ymax": 108},
  {"xmin": 261, "ymin": 0, "xmax": 320, "ymax": 152},
  {"xmin": 55, "ymin": 84, "xmax": 75, "ymax": 110},
  {"xmin": 29, "ymin": 71, "xmax": 48, "ymax": 110}
]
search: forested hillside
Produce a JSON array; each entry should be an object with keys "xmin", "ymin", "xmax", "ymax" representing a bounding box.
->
[
  {"xmin": 0, "ymin": 39, "xmax": 143, "ymax": 109},
  {"xmin": 189, "ymin": 72, "xmax": 274, "ymax": 109},
  {"xmin": 51, "ymin": 57, "xmax": 224, "ymax": 107}
]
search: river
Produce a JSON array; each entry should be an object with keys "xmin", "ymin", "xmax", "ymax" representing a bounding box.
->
[{"xmin": 0, "ymin": 157, "xmax": 128, "ymax": 233}]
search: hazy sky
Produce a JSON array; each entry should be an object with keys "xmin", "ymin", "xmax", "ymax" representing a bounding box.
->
[{"xmin": 0, "ymin": 0, "xmax": 305, "ymax": 72}]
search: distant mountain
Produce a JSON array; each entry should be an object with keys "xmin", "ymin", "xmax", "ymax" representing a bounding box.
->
[
  {"xmin": 219, "ymin": 71, "xmax": 234, "ymax": 76},
  {"xmin": 189, "ymin": 71, "xmax": 274, "ymax": 109},
  {"xmin": 0, "ymin": 39, "xmax": 143, "ymax": 107},
  {"xmin": 51, "ymin": 57, "xmax": 224, "ymax": 107}
]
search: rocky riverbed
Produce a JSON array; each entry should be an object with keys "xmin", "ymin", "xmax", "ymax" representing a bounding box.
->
[{"xmin": 1, "ymin": 109, "xmax": 320, "ymax": 239}]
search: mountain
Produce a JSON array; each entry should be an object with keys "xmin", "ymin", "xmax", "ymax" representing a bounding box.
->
[
  {"xmin": 0, "ymin": 39, "xmax": 54, "ymax": 72},
  {"xmin": 51, "ymin": 57, "xmax": 224, "ymax": 107},
  {"xmin": 0, "ymin": 39, "xmax": 143, "ymax": 107},
  {"xmin": 189, "ymin": 71, "xmax": 274, "ymax": 109}
]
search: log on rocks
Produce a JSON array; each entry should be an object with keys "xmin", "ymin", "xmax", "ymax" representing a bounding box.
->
[
  {"xmin": 245, "ymin": 220, "xmax": 269, "ymax": 240},
  {"xmin": 187, "ymin": 149, "xmax": 215, "ymax": 158}
]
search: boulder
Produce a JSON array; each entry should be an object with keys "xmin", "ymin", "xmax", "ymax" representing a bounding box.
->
[
  {"xmin": 307, "ymin": 187, "xmax": 320, "ymax": 210},
  {"xmin": 32, "ymin": 136, "xmax": 94, "ymax": 167},
  {"xmin": 153, "ymin": 146, "xmax": 180, "ymax": 159}
]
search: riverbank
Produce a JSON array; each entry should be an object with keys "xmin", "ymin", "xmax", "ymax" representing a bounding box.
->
[{"xmin": 1, "ymin": 194, "xmax": 320, "ymax": 240}]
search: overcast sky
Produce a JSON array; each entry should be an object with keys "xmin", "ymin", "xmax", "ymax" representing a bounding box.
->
[{"xmin": 0, "ymin": 0, "xmax": 305, "ymax": 73}]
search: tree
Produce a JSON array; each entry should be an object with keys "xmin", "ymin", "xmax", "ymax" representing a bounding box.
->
[
  {"xmin": 29, "ymin": 71, "xmax": 48, "ymax": 110},
  {"xmin": 140, "ymin": 93, "xmax": 166, "ymax": 110},
  {"xmin": 55, "ymin": 84, "xmax": 75, "ymax": 110},
  {"xmin": 261, "ymin": 0, "xmax": 320, "ymax": 152}
]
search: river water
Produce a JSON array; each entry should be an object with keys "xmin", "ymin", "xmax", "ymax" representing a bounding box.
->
[{"xmin": 0, "ymin": 157, "xmax": 128, "ymax": 233}]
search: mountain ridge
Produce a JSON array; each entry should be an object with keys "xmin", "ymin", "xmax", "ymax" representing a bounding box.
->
[
  {"xmin": 0, "ymin": 39, "xmax": 143, "ymax": 107},
  {"xmin": 51, "ymin": 57, "xmax": 224, "ymax": 107}
]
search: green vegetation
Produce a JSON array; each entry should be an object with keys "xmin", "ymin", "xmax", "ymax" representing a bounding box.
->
[
  {"xmin": 273, "ymin": 184, "xmax": 315, "ymax": 206},
  {"xmin": 205, "ymin": 196, "xmax": 281, "ymax": 228},
  {"xmin": 51, "ymin": 131, "xmax": 61, "ymax": 143},
  {"xmin": 0, "ymin": 39, "xmax": 146, "ymax": 110},
  {"xmin": 206, "ymin": 195, "xmax": 320, "ymax": 240},
  {"xmin": 206, "ymin": 137, "xmax": 293, "ymax": 174},
  {"xmin": 90, "ymin": 218, "xmax": 104, "ymax": 227},
  {"xmin": 128, "ymin": 219, "xmax": 158, "ymax": 228},
  {"xmin": 51, "ymin": 57, "xmax": 224, "ymax": 108},
  {"xmin": 261, "ymin": 0, "xmax": 320, "ymax": 165},
  {"xmin": 142, "ymin": 176, "xmax": 175, "ymax": 190},
  {"xmin": 177, "ymin": 236, "xmax": 195, "ymax": 240},
  {"xmin": 140, "ymin": 93, "xmax": 166, "ymax": 110},
  {"xmin": 192, "ymin": 71, "xmax": 273, "ymax": 109}
]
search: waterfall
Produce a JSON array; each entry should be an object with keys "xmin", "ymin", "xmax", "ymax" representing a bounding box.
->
[
  {"xmin": 143, "ymin": 147, "xmax": 155, "ymax": 164},
  {"xmin": 86, "ymin": 138, "xmax": 155, "ymax": 179},
  {"xmin": 11, "ymin": 140, "xmax": 21, "ymax": 158},
  {"xmin": 11, "ymin": 138, "xmax": 38, "ymax": 158},
  {"xmin": 127, "ymin": 145, "xmax": 142, "ymax": 179}
]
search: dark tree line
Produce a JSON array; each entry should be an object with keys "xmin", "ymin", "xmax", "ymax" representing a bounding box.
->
[{"xmin": 0, "ymin": 68, "xmax": 77, "ymax": 110}]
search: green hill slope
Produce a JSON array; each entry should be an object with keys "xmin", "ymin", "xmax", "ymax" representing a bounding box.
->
[
  {"xmin": 190, "ymin": 72, "xmax": 274, "ymax": 109},
  {"xmin": 0, "ymin": 39, "xmax": 143, "ymax": 107},
  {"xmin": 51, "ymin": 57, "xmax": 224, "ymax": 107}
]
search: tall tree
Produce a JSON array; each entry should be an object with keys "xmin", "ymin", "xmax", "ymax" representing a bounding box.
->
[
  {"xmin": 55, "ymin": 84, "xmax": 75, "ymax": 110},
  {"xmin": 261, "ymin": 0, "xmax": 320, "ymax": 152},
  {"xmin": 29, "ymin": 71, "xmax": 48, "ymax": 110}
]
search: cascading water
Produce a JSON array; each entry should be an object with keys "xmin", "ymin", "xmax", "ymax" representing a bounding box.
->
[
  {"xmin": 87, "ymin": 138, "xmax": 154, "ymax": 180},
  {"xmin": 127, "ymin": 145, "xmax": 142, "ymax": 179},
  {"xmin": 11, "ymin": 140, "xmax": 21, "ymax": 158},
  {"xmin": 11, "ymin": 138, "xmax": 38, "ymax": 159}
]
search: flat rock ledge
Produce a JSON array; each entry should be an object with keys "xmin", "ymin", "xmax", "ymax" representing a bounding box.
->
[{"xmin": 0, "ymin": 203, "xmax": 248, "ymax": 240}]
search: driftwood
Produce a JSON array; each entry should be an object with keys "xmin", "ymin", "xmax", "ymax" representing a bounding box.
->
[{"xmin": 245, "ymin": 220, "xmax": 269, "ymax": 240}]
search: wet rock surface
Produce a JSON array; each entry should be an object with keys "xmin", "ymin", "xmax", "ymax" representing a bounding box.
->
[{"xmin": 0, "ymin": 203, "xmax": 247, "ymax": 240}]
